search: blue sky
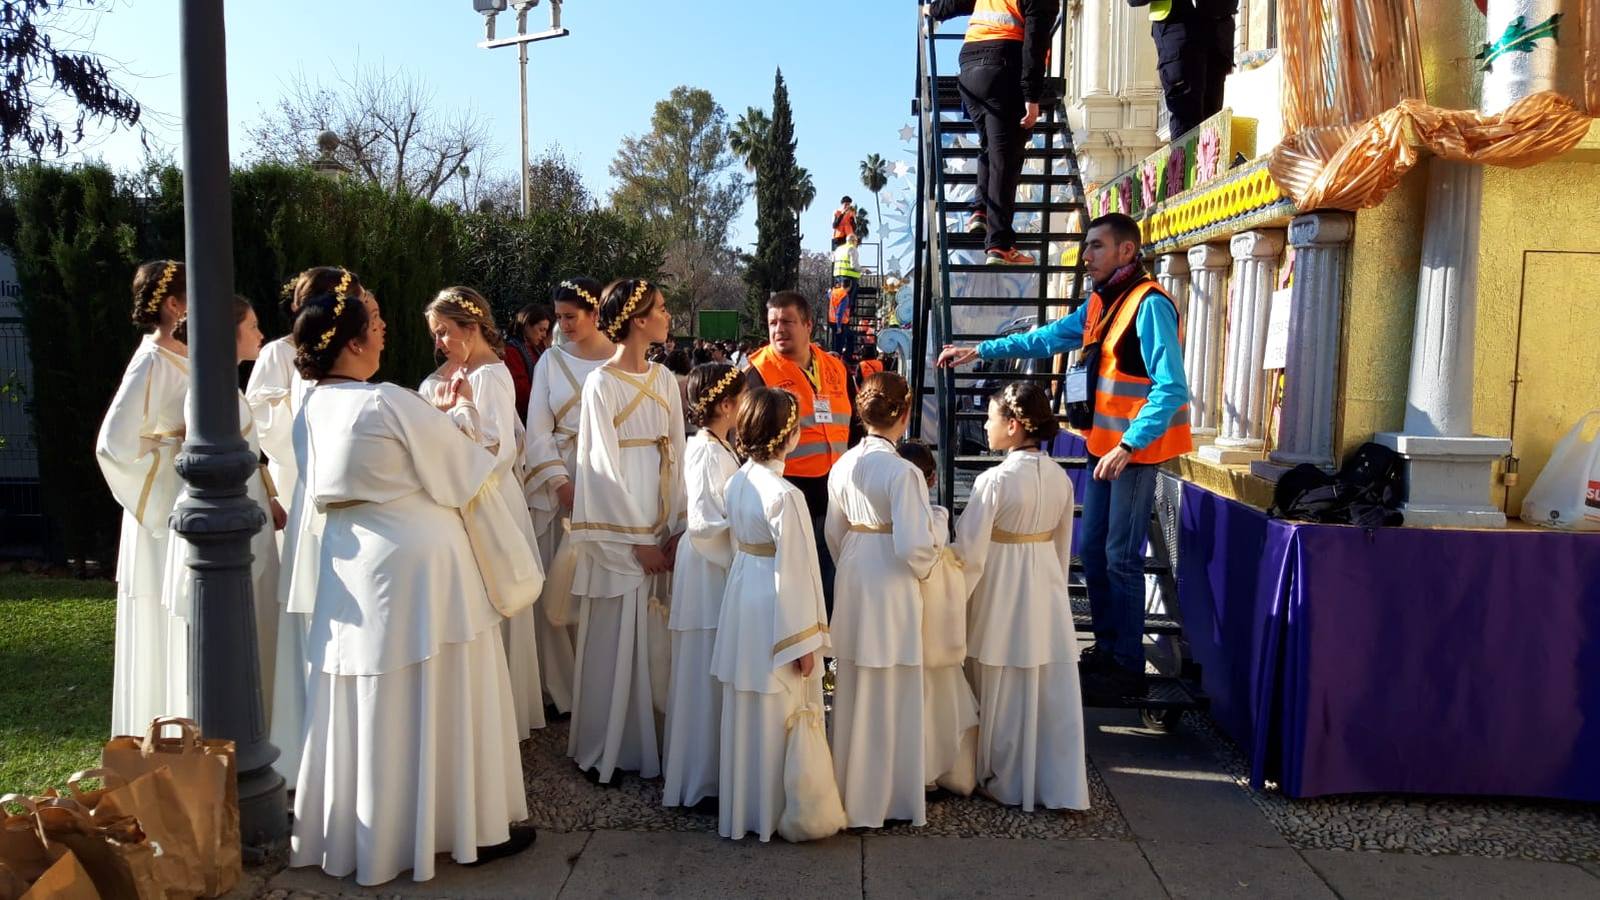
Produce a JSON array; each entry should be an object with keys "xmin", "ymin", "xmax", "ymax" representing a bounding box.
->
[{"xmin": 64, "ymin": 0, "xmax": 929, "ymax": 256}]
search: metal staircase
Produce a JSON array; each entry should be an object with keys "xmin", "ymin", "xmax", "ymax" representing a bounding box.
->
[{"xmin": 909, "ymin": 11, "xmax": 1206, "ymax": 725}]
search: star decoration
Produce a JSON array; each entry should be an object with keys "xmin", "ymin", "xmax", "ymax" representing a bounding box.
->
[
  {"xmin": 899, "ymin": 124, "xmax": 916, "ymax": 142},
  {"xmin": 891, "ymin": 160, "xmax": 913, "ymax": 179}
]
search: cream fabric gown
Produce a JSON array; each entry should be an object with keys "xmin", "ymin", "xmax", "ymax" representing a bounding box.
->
[
  {"xmin": 96, "ymin": 334, "xmax": 188, "ymax": 737},
  {"xmin": 567, "ymin": 362, "xmax": 686, "ymax": 783},
  {"xmin": 159, "ymin": 393, "xmax": 281, "ymax": 727},
  {"xmin": 286, "ymin": 382, "xmax": 526, "ymax": 886},
  {"xmin": 711, "ymin": 458, "xmax": 830, "ymax": 841},
  {"xmin": 954, "ymin": 449, "xmax": 1089, "ymax": 812},
  {"xmin": 523, "ymin": 348, "xmax": 607, "ymax": 713},
  {"xmin": 661, "ymin": 430, "xmax": 739, "ymax": 808},
  {"xmin": 423, "ymin": 361, "xmax": 546, "ymax": 738},
  {"xmin": 247, "ymin": 336, "xmax": 312, "ymax": 784},
  {"xmin": 825, "ymin": 435, "xmax": 941, "ymax": 827}
]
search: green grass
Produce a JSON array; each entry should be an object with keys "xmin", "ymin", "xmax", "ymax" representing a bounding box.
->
[{"xmin": 0, "ymin": 574, "xmax": 116, "ymax": 795}]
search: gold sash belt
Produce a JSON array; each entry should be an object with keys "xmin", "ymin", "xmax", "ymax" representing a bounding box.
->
[
  {"xmin": 991, "ymin": 527, "xmax": 1053, "ymax": 544},
  {"xmin": 738, "ymin": 541, "xmax": 777, "ymax": 557},
  {"xmin": 619, "ymin": 435, "xmax": 674, "ymax": 533},
  {"xmin": 847, "ymin": 522, "xmax": 893, "ymax": 534}
]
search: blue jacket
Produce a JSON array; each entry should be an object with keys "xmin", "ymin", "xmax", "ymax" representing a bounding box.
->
[{"xmin": 977, "ymin": 284, "xmax": 1190, "ymax": 451}]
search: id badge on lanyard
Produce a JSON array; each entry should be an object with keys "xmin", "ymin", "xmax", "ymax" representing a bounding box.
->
[
  {"xmin": 1065, "ymin": 366, "xmax": 1090, "ymax": 403},
  {"xmin": 813, "ymin": 397, "xmax": 834, "ymax": 424}
]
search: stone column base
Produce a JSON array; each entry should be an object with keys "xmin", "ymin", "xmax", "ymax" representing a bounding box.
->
[
  {"xmin": 1252, "ymin": 450, "xmax": 1336, "ymax": 482},
  {"xmin": 1375, "ymin": 432, "xmax": 1511, "ymax": 528},
  {"xmin": 1198, "ymin": 442, "xmax": 1262, "ymax": 465}
]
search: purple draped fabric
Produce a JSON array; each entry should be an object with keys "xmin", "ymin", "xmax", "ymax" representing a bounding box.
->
[{"xmin": 1175, "ymin": 478, "xmax": 1600, "ymax": 800}]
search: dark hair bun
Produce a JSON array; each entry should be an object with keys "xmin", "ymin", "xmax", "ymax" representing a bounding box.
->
[
  {"xmin": 292, "ymin": 271, "xmax": 369, "ymax": 379},
  {"xmin": 131, "ymin": 260, "xmax": 185, "ymax": 331},
  {"xmin": 598, "ymin": 278, "xmax": 658, "ymax": 342}
]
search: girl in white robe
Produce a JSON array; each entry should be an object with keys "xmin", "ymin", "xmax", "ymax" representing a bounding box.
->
[
  {"xmin": 160, "ymin": 298, "xmax": 284, "ymax": 725},
  {"xmin": 96, "ymin": 260, "xmax": 189, "ymax": 737},
  {"xmin": 420, "ymin": 286, "xmax": 546, "ymax": 738},
  {"xmin": 285, "ymin": 274, "xmax": 531, "ymax": 886},
  {"xmin": 825, "ymin": 372, "xmax": 942, "ymax": 827},
  {"xmin": 661, "ymin": 362, "xmax": 744, "ymax": 810},
  {"xmin": 954, "ymin": 383, "xmax": 1089, "ymax": 812},
  {"xmin": 712, "ymin": 387, "xmax": 830, "ymax": 841},
  {"xmin": 568, "ymin": 279, "xmax": 686, "ymax": 784},
  {"xmin": 523, "ymin": 278, "xmax": 613, "ymax": 715}
]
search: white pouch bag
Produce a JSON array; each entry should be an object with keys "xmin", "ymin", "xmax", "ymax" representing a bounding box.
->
[
  {"xmin": 919, "ymin": 547, "xmax": 968, "ymax": 669},
  {"xmin": 776, "ymin": 680, "xmax": 848, "ymax": 843},
  {"xmin": 540, "ymin": 520, "xmax": 580, "ymax": 627},
  {"xmin": 461, "ymin": 474, "xmax": 546, "ymax": 616},
  {"xmin": 1521, "ymin": 410, "xmax": 1600, "ymax": 531}
]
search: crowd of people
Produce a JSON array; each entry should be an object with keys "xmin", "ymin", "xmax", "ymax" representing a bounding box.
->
[{"xmin": 94, "ymin": 224, "xmax": 1195, "ymax": 884}]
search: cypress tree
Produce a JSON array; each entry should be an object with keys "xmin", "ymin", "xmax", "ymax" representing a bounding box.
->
[{"xmin": 744, "ymin": 70, "xmax": 802, "ymax": 324}]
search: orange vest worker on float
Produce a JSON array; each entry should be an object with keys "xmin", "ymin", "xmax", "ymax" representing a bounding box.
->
[
  {"xmin": 935, "ymin": 212, "xmax": 1190, "ymax": 699},
  {"xmin": 744, "ymin": 290, "xmax": 854, "ymax": 607}
]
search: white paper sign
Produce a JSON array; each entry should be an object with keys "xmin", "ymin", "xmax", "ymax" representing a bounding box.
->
[{"xmin": 1261, "ymin": 288, "xmax": 1292, "ymax": 370}]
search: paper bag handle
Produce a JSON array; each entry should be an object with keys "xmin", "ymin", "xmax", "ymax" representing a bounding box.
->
[
  {"xmin": 66, "ymin": 768, "xmax": 129, "ymax": 801},
  {"xmin": 0, "ymin": 794, "xmax": 53, "ymax": 849},
  {"xmin": 141, "ymin": 716, "xmax": 202, "ymax": 757}
]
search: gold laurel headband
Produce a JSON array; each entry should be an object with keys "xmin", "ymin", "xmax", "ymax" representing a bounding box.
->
[
  {"xmin": 313, "ymin": 269, "xmax": 353, "ymax": 352},
  {"xmin": 690, "ymin": 367, "xmax": 742, "ymax": 418},
  {"xmin": 764, "ymin": 395, "xmax": 799, "ymax": 456},
  {"xmin": 559, "ymin": 280, "xmax": 599, "ymax": 308},
  {"xmin": 445, "ymin": 293, "xmax": 486, "ymax": 319},
  {"xmin": 147, "ymin": 262, "xmax": 178, "ymax": 313},
  {"xmin": 603, "ymin": 280, "xmax": 653, "ymax": 340}
]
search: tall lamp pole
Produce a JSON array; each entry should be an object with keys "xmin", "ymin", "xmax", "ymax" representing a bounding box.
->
[
  {"xmin": 173, "ymin": 0, "xmax": 288, "ymax": 851},
  {"xmin": 474, "ymin": 0, "xmax": 571, "ymax": 217}
]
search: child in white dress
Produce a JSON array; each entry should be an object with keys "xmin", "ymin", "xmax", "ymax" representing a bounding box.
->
[
  {"xmin": 568, "ymin": 279, "xmax": 686, "ymax": 784},
  {"xmin": 96, "ymin": 260, "xmax": 189, "ymax": 736},
  {"xmin": 825, "ymin": 372, "xmax": 942, "ymax": 827},
  {"xmin": 955, "ymin": 382, "xmax": 1089, "ymax": 811},
  {"xmin": 662, "ymin": 363, "xmax": 745, "ymax": 810},
  {"xmin": 421, "ymin": 286, "xmax": 546, "ymax": 738},
  {"xmin": 711, "ymin": 387, "xmax": 831, "ymax": 841}
]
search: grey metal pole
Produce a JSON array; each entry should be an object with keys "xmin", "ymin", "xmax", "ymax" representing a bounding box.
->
[
  {"xmin": 172, "ymin": 0, "xmax": 288, "ymax": 852},
  {"xmin": 519, "ymin": 35, "xmax": 531, "ymax": 216}
]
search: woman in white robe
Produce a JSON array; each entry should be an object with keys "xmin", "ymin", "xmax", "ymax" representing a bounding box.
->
[
  {"xmin": 954, "ymin": 384, "xmax": 1089, "ymax": 812},
  {"xmin": 285, "ymin": 272, "xmax": 531, "ymax": 886},
  {"xmin": 161, "ymin": 298, "xmax": 285, "ymax": 724},
  {"xmin": 711, "ymin": 387, "xmax": 829, "ymax": 841},
  {"xmin": 96, "ymin": 260, "xmax": 188, "ymax": 737},
  {"xmin": 523, "ymin": 278, "xmax": 613, "ymax": 715},
  {"xmin": 661, "ymin": 363, "xmax": 743, "ymax": 810},
  {"xmin": 567, "ymin": 279, "xmax": 685, "ymax": 784},
  {"xmin": 420, "ymin": 286, "xmax": 546, "ymax": 738},
  {"xmin": 824, "ymin": 373, "xmax": 942, "ymax": 827}
]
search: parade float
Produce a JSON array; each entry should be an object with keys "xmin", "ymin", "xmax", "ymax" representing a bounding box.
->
[{"xmin": 1049, "ymin": 0, "xmax": 1600, "ymax": 800}]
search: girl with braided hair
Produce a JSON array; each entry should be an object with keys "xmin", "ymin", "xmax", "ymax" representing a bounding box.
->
[
  {"xmin": 711, "ymin": 386, "xmax": 833, "ymax": 841},
  {"xmin": 825, "ymin": 371, "xmax": 976, "ymax": 827},
  {"xmin": 661, "ymin": 362, "xmax": 745, "ymax": 811},
  {"xmin": 96, "ymin": 259, "xmax": 189, "ymax": 736},
  {"xmin": 420, "ymin": 286, "xmax": 547, "ymax": 739},
  {"xmin": 523, "ymin": 277, "xmax": 612, "ymax": 717},
  {"xmin": 953, "ymin": 381, "xmax": 1088, "ymax": 812},
  {"xmin": 567, "ymin": 278, "xmax": 686, "ymax": 784},
  {"xmin": 283, "ymin": 272, "xmax": 534, "ymax": 885}
]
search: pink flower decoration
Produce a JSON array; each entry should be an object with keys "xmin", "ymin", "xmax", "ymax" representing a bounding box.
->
[
  {"xmin": 1140, "ymin": 160, "xmax": 1159, "ymax": 208},
  {"xmin": 1165, "ymin": 145, "xmax": 1186, "ymax": 198},
  {"xmin": 1197, "ymin": 127, "xmax": 1222, "ymax": 183},
  {"xmin": 1117, "ymin": 179, "xmax": 1133, "ymax": 213}
]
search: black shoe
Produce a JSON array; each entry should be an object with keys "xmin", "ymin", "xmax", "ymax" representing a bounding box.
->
[
  {"xmin": 544, "ymin": 703, "xmax": 571, "ymax": 723},
  {"xmin": 463, "ymin": 824, "xmax": 537, "ymax": 868},
  {"xmin": 1078, "ymin": 646, "xmax": 1114, "ymax": 675},
  {"xmin": 689, "ymin": 796, "xmax": 719, "ymax": 817},
  {"xmin": 924, "ymin": 786, "xmax": 957, "ymax": 804},
  {"xmin": 1085, "ymin": 663, "xmax": 1148, "ymax": 701}
]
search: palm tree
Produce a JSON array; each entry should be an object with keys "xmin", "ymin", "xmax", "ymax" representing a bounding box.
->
[
  {"xmin": 729, "ymin": 107, "xmax": 771, "ymax": 173},
  {"xmin": 860, "ymin": 153, "xmax": 889, "ymax": 252},
  {"xmin": 790, "ymin": 165, "xmax": 816, "ymax": 242}
]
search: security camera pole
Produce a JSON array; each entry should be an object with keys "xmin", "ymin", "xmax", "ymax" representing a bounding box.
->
[{"xmin": 474, "ymin": 0, "xmax": 571, "ymax": 217}]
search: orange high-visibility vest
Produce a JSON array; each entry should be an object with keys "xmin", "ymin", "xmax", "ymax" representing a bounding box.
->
[
  {"xmin": 858, "ymin": 359, "xmax": 884, "ymax": 381},
  {"xmin": 833, "ymin": 207, "xmax": 856, "ymax": 242},
  {"xmin": 748, "ymin": 344, "xmax": 851, "ymax": 478},
  {"xmin": 828, "ymin": 286, "xmax": 851, "ymax": 325},
  {"xmin": 965, "ymin": 0, "xmax": 1024, "ymax": 42},
  {"xmin": 1082, "ymin": 280, "xmax": 1192, "ymax": 464}
]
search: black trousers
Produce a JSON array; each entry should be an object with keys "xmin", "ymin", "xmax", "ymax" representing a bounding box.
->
[
  {"xmin": 957, "ymin": 50, "xmax": 1027, "ymax": 253},
  {"xmin": 788, "ymin": 473, "xmax": 837, "ymax": 617},
  {"xmin": 1153, "ymin": 17, "xmax": 1235, "ymax": 140}
]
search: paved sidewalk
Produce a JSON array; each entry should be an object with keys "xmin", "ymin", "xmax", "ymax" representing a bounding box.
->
[{"xmin": 244, "ymin": 710, "xmax": 1600, "ymax": 899}]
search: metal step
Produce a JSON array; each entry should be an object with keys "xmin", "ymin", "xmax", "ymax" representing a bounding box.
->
[
  {"xmin": 925, "ymin": 295, "xmax": 1083, "ymax": 308},
  {"xmin": 946, "ymin": 262, "xmax": 1078, "ymax": 275},
  {"xmin": 935, "ymin": 120, "xmax": 1071, "ymax": 135},
  {"xmin": 940, "ymin": 171, "xmax": 1080, "ymax": 186},
  {"xmin": 939, "ymin": 231, "xmax": 1085, "ymax": 247},
  {"xmin": 1071, "ymin": 596, "xmax": 1182, "ymax": 635},
  {"xmin": 1081, "ymin": 673, "xmax": 1208, "ymax": 711},
  {"xmin": 931, "ymin": 74, "xmax": 1066, "ymax": 111},
  {"xmin": 938, "ymin": 146, "xmax": 1076, "ymax": 160},
  {"xmin": 941, "ymin": 200, "xmax": 1083, "ymax": 215}
]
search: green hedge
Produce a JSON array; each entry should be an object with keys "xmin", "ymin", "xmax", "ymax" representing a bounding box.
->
[{"xmin": 0, "ymin": 162, "xmax": 663, "ymax": 567}]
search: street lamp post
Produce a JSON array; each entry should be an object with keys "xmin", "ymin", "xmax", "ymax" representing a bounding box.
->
[
  {"xmin": 474, "ymin": 0, "xmax": 571, "ymax": 217},
  {"xmin": 173, "ymin": 0, "xmax": 288, "ymax": 851}
]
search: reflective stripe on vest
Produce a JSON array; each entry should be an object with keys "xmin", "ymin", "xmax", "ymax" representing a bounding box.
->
[
  {"xmin": 748, "ymin": 344, "xmax": 851, "ymax": 478},
  {"xmin": 1083, "ymin": 280, "xmax": 1193, "ymax": 464},
  {"xmin": 1149, "ymin": 0, "xmax": 1173, "ymax": 22},
  {"xmin": 833, "ymin": 246, "xmax": 861, "ymax": 279},
  {"xmin": 965, "ymin": 0, "xmax": 1024, "ymax": 42}
]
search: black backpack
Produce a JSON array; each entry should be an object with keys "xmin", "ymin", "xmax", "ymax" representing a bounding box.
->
[{"xmin": 1269, "ymin": 442, "xmax": 1406, "ymax": 527}]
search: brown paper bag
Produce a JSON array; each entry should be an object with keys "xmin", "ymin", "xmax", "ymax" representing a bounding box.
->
[
  {"xmin": 65, "ymin": 770, "xmax": 204, "ymax": 900},
  {"xmin": 19, "ymin": 851, "xmax": 101, "ymax": 900},
  {"xmin": 101, "ymin": 718, "xmax": 239, "ymax": 897},
  {"xmin": 0, "ymin": 796, "xmax": 62, "ymax": 889},
  {"xmin": 32, "ymin": 805, "xmax": 159, "ymax": 900}
]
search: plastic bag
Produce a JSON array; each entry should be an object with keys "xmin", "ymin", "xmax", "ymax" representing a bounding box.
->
[{"xmin": 1521, "ymin": 410, "xmax": 1600, "ymax": 531}]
